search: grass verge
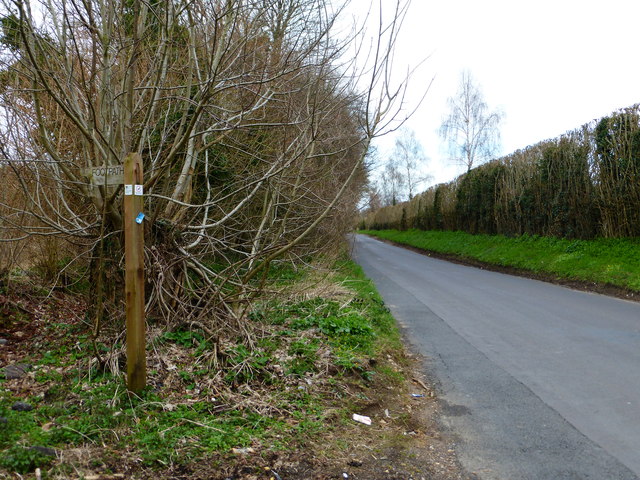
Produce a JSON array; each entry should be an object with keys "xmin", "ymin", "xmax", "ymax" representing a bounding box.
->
[
  {"xmin": 360, "ymin": 229, "xmax": 640, "ymax": 292},
  {"xmin": 0, "ymin": 257, "xmax": 406, "ymax": 479}
]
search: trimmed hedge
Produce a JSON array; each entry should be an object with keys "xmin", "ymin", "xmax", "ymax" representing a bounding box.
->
[{"xmin": 363, "ymin": 104, "xmax": 640, "ymax": 239}]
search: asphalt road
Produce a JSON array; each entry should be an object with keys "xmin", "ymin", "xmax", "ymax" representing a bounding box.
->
[{"xmin": 351, "ymin": 234, "xmax": 640, "ymax": 480}]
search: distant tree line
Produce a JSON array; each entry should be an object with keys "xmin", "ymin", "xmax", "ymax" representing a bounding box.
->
[{"xmin": 362, "ymin": 104, "xmax": 640, "ymax": 239}]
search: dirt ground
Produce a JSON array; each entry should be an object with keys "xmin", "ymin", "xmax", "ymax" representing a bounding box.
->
[
  {"xmin": 266, "ymin": 353, "xmax": 475, "ymax": 480},
  {"xmin": 163, "ymin": 351, "xmax": 475, "ymax": 480}
]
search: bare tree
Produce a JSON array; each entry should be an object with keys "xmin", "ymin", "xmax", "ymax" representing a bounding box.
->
[
  {"xmin": 440, "ymin": 70, "xmax": 503, "ymax": 172},
  {"xmin": 377, "ymin": 156, "xmax": 404, "ymax": 206},
  {"xmin": 391, "ymin": 127, "xmax": 430, "ymax": 199},
  {"xmin": 362, "ymin": 185, "xmax": 383, "ymax": 212},
  {"xmin": 0, "ymin": 0, "xmax": 415, "ymax": 334}
]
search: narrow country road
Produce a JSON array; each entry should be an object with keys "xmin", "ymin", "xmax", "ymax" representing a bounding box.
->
[{"xmin": 351, "ymin": 234, "xmax": 640, "ymax": 480}]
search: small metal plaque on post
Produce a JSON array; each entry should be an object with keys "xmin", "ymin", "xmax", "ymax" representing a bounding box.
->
[{"xmin": 86, "ymin": 165, "xmax": 125, "ymax": 186}]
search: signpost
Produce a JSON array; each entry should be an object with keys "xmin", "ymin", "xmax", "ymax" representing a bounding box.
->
[
  {"xmin": 123, "ymin": 153, "xmax": 146, "ymax": 393},
  {"xmin": 86, "ymin": 158, "xmax": 146, "ymax": 393}
]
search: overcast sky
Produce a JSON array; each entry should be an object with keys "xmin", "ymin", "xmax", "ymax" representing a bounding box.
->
[{"xmin": 350, "ymin": 0, "xmax": 640, "ymax": 186}]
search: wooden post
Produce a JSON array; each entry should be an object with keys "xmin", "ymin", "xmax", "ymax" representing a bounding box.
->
[{"xmin": 124, "ymin": 153, "xmax": 146, "ymax": 393}]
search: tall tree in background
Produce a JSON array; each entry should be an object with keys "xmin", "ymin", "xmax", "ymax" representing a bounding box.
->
[
  {"xmin": 440, "ymin": 70, "xmax": 503, "ymax": 172},
  {"xmin": 0, "ymin": 0, "xmax": 414, "ymax": 332},
  {"xmin": 391, "ymin": 127, "xmax": 430, "ymax": 199},
  {"xmin": 372, "ymin": 128, "xmax": 429, "ymax": 206},
  {"xmin": 380, "ymin": 155, "xmax": 405, "ymax": 206}
]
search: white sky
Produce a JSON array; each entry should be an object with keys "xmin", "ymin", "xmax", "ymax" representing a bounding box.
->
[{"xmin": 349, "ymin": 0, "xmax": 640, "ymax": 186}]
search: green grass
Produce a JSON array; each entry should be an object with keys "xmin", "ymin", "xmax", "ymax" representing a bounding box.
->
[
  {"xmin": 0, "ymin": 374, "xmax": 283, "ymax": 473},
  {"xmin": 251, "ymin": 259, "xmax": 402, "ymax": 375},
  {"xmin": 0, "ymin": 257, "xmax": 404, "ymax": 476},
  {"xmin": 360, "ymin": 229, "xmax": 640, "ymax": 291}
]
